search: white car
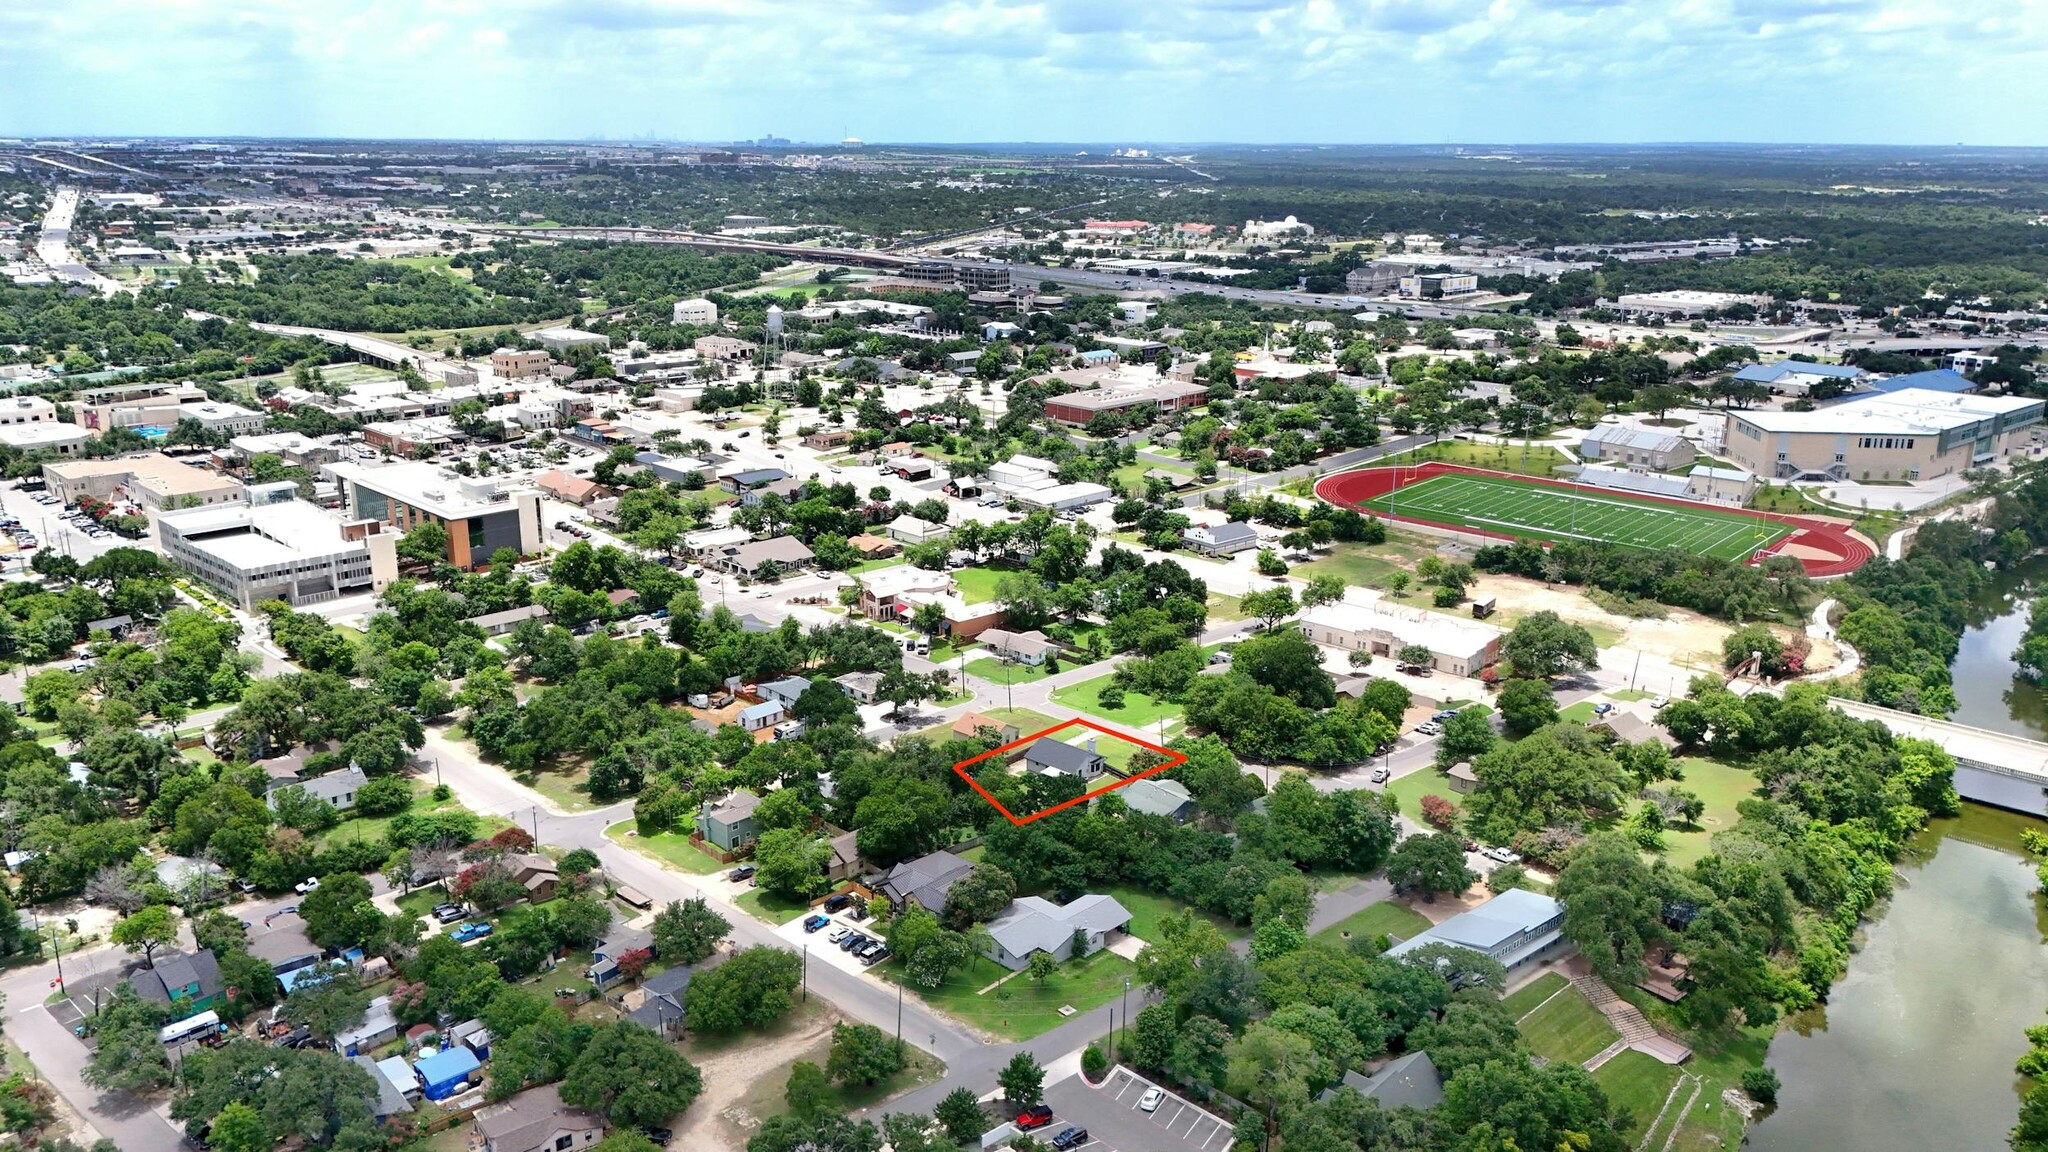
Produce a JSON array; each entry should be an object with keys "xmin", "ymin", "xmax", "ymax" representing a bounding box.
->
[
  {"xmin": 294, "ymin": 877, "xmax": 321, "ymax": 895},
  {"xmin": 1481, "ymin": 846, "xmax": 1523, "ymax": 865},
  {"xmin": 1139, "ymin": 1087, "xmax": 1164, "ymax": 1113},
  {"xmin": 754, "ymin": 589, "xmax": 772, "ymax": 599},
  {"xmin": 1414, "ymin": 721, "xmax": 1443, "ymax": 737},
  {"xmin": 827, "ymin": 926, "xmax": 851, "ymax": 944},
  {"xmin": 1650, "ymin": 695, "xmax": 1669, "ymax": 709}
]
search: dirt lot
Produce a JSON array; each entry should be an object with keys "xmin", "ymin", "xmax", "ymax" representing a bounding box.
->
[
  {"xmin": 1465, "ymin": 573, "xmax": 1738, "ymax": 672},
  {"xmin": 676, "ymin": 1004, "xmax": 841, "ymax": 1152}
]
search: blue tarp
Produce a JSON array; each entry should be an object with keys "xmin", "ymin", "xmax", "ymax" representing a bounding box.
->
[{"xmin": 414, "ymin": 1046, "xmax": 482, "ymax": 1100}]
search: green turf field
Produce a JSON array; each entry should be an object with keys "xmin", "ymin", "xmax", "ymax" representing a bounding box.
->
[{"xmin": 1362, "ymin": 473, "xmax": 1791, "ymax": 560}]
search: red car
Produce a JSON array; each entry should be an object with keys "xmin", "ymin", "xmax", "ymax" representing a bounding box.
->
[{"xmin": 1015, "ymin": 1105, "xmax": 1054, "ymax": 1130}]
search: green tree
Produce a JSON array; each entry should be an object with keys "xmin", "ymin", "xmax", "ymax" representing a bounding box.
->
[
  {"xmin": 561, "ymin": 1021, "xmax": 703, "ymax": 1128},
  {"xmin": 298, "ymin": 872, "xmax": 381, "ymax": 950},
  {"xmin": 784, "ymin": 1061, "xmax": 833, "ymax": 1120},
  {"xmin": 208, "ymin": 1101, "xmax": 271, "ymax": 1152},
  {"xmin": 752, "ymin": 828, "xmax": 833, "ymax": 900},
  {"xmin": 685, "ymin": 946, "xmax": 803, "ymax": 1033},
  {"xmin": 82, "ymin": 986, "xmax": 172, "ymax": 1094},
  {"xmin": 998, "ymin": 1052, "xmax": 1045, "ymax": 1108},
  {"xmin": 1434, "ymin": 706, "xmax": 1496, "ymax": 769},
  {"xmin": 826, "ymin": 1022, "xmax": 905, "ymax": 1086},
  {"xmin": 1238, "ymin": 585, "xmax": 1298, "ymax": 631},
  {"xmin": 283, "ymin": 971, "xmax": 372, "ymax": 1042},
  {"xmin": 1501, "ymin": 610, "xmax": 1601, "ymax": 679},
  {"xmin": 936, "ymin": 1086, "xmax": 986, "ymax": 1142},
  {"xmin": 1496, "ymin": 677, "xmax": 1558, "ymax": 736},
  {"xmin": 1385, "ymin": 833, "xmax": 1478, "ymax": 901},
  {"xmin": 1555, "ymin": 833, "xmax": 1663, "ymax": 985},
  {"xmin": 110, "ymin": 903, "xmax": 179, "ymax": 964},
  {"xmin": 652, "ymin": 898, "xmax": 730, "ymax": 964}
]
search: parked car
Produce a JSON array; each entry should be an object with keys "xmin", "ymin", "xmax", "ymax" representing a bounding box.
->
[
  {"xmin": 1051, "ymin": 1127, "xmax": 1090, "ymax": 1150},
  {"xmin": 294, "ymin": 877, "xmax": 320, "ymax": 895},
  {"xmin": 822, "ymin": 893, "xmax": 852, "ymax": 912},
  {"xmin": 840, "ymin": 932, "xmax": 868, "ymax": 952},
  {"xmin": 1015, "ymin": 1105, "xmax": 1055, "ymax": 1130},
  {"xmin": 1414, "ymin": 721, "xmax": 1443, "ymax": 737},
  {"xmin": 727, "ymin": 865, "xmax": 756, "ymax": 882},
  {"xmin": 1369, "ymin": 766, "xmax": 1390, "ymax": 784},
  {"xmin": 450, "ymin": 921, "xmax": 493, "ymax": 943},
  {"xmin": 802, "ymin": 914, "xmax": 830, "ymax": 933},
  {"xmin": 1481, "ymin": 846, "xmax": 1523, "ymax": 865},
  {"xmin": 1431, "ymin": 709, "xmax": 1458, "ymax": 722},
  {"xmin": 1140, "ymin": 1087, "xmax": 1165, "ymax": 1112},
  {"xmin": 641, "ymin": 1128, "xmax": 673, "ymax": 1148},
  {"xmin": 1592, "ymin": 702, "xmax": 1615, "ymax": 716},
  {"xmin": 861, "ymin": 945, "xmax": 889, "ymax": 966},
  {"xmin": 1650, "ymin": 695, "xmax": 1669, "ymax": 709},
  {"xmin": 827, "ymin": 926, "xmax": 851, "ymax": 944},
  {"xmin": 433, "ymin": 904, "xmax": 468, "ymax": 924}
]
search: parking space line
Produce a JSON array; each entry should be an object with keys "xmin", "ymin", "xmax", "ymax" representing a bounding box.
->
[
  {"xmin": 1158, "ymin": 1100, "xmax": 1186, "ymax": 1126},
  {"xmin": 1183, "ymin": 1112, "xmax": 1204, "ymax": 1137},
  {"xmin": 1111, "ymin": 1078, "xmax": 1134, "ymax": 1101},
  {"xmin": 1203, "ymin": 1122, "xmax": 1227, "ymax": 1148}
]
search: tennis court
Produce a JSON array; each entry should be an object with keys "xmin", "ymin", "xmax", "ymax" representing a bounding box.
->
[{"xmin": 1352, "ymin": 472, "xmax": 1792, "ymax": 561}]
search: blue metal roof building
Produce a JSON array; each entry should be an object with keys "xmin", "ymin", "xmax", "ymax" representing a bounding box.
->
[
  {"xmin": 414, "ymin": 1046, "xmax": 482, "ymax": 1101},
  {"xmin": 1867, "ymin": 368, "xmax": 1974, "ymax": 394}
]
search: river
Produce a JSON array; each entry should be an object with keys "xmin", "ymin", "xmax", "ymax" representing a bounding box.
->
[{"xmin": 1746, "ymin": 570, "xmax": 2048, "ymax": 1151}]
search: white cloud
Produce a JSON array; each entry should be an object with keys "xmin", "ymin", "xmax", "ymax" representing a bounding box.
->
[{"xmin": 0, "ymin": 0, "xmax": 2042, "ymax": 142}]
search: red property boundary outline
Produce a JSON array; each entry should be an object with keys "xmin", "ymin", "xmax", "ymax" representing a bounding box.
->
[
  {"xmin": 952, "ymin": 718, "xmax": 1188, "ymax": 826},
  {"xmin": 1313, "ymin": 461, "xmax": 1873, "ymax": 578}
]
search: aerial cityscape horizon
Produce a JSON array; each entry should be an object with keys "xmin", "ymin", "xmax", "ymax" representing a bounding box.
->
[{"xmin": 2, "ymin": 6, "xmax": 2048, "ymax": 1152}]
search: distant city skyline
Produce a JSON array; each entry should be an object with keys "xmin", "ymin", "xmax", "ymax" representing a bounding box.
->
[{"xmin": 3, "ymin": 0, "xmax": 2044, "ymax": 146}]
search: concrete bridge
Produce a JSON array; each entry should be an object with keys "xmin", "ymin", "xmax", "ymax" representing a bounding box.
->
[{"xmin": 1828, "ymin": 696, "xmax": 2048, "ymax": 816}]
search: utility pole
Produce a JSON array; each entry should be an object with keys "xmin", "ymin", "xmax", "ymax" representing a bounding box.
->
[
  {"xmin": 895, "ymin": 981, "xmax": 904, "ymax": 1056},
  {"xmin": 801, "ymin": 944, "xmax": 808, "ymax": 1002},
  {"xmin": 1120, "ymin": 978, "xmax": 1130, "ymax": 1063}
]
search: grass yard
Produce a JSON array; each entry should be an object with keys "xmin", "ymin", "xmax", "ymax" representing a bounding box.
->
[
  {"xmin": 1379, "ymin": 440, "xmax": 1577, "ymax": 478},
  {"xmin": 963, "ymin": 656, "xmax": 1060, "ymax": 685},
  {"xmin": 1593, "ymin": 1050, "xmax": 1687, "ymax": 1144},
  {"xmin": 1051, "ymin": 675, "xmax": 1183, "ymax": 731},
  {"xmin": 1518, "ymin": 984, "xmax": 1620, "ymax": 1066},
  {"xmin": 311, "ymin": 783, "xmax": 474, "ymax": 852},
  {"xmin": 1501, "ymin": 971, "xmax": 1569, "ymax": 1020},
  {"xmin": 606, "ymin": 820, "xmax": 726, "ymax": 875},
  {"xmin": 1558, "ymin": 701, "xmax": 1601, "ymax": 725},
  {"xmin": 517, "ymin": 763, "xmax": 602, "ymax": 813},
  {"xmin": 1100, "ymin": 883, "xmax": 1247, "ymax": 944},
  {"xmin": 1206, "ymin": 593, "xmax": 1246, "ymax": 622},
  {"xmin": 1657, "ymin": 758, "xmax": 1762, "ymax": 869},
  {"xmin": 914, "ymin": 707, "xmax": 1057, "ymax": 744},
  {"xmin": 1312, "ymin": 900, "xmax": 1431, "ymax": 946},
  {"xmin": 729, "ymin": 1030, "xmax": 945, "ymax": 1129},
  {"xmin": 951, "ymin": 566, "xmax": 1015, "ymax": 604},
  {"xmin": 886, "ymin": 949, "xmax": 1139, "ymax": 1041},
  {"xmin": 849, "ymin": 556, "xmax": 907, "ymax": 576},
  {"xmin": 735, "ymin": 887, "xmax": 813, "ymax": 925},
  {"xmin": 1384, "ymin": 766, "xmax": 1461, "ymax": 824},
  {"xmin": 1296, "ymin": 540, "xmax": 1433, "ymax": 589},
  {"xmin": 1357, "ymin": 472, "xmax": 1791, "ymax": 562}
]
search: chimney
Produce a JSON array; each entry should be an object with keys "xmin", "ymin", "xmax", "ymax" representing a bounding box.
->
[{"xmin": 1087, "ymin": 737, "xmax": 1097, "ymax": 754}]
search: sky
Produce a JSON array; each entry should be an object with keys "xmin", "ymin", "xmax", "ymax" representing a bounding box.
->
[{"xmin": 2, "ymin": 0, "xmax": 2045, "ymax": 145}]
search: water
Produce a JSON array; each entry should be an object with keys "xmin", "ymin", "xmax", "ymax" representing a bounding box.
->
[
  {"xmin": 1745, "ymin": 806, "xmax": 2048, "ymax": 1152},
  {"xmin": 1950, "ymin": 556, "xmax": 2048, "ymax": 740},
  {"xmin": 1745, "ymin": 567, "xmax": 2048, "ymax": 1151}
]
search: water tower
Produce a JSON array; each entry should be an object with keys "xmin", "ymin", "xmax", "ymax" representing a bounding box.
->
[{"xmin": 765, "ymin": 304, "xmax": 785, "ymax": 338}]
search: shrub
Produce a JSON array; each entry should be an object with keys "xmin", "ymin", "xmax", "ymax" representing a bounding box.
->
[
  {"xmin": 1741, "ymin": 1067, "xmax": 1780, "ymax": 1105},
  {"xmin": 354, "ymin": 776, "xmax": 414, "ymax": 818},
  {"xmin": 1420, "ymin": 794, "xmax": 1458, "ymax": 830},
  {"xmin": 1081, "ymin": 1045, "xmax": 1108, "ymax": 1081}
]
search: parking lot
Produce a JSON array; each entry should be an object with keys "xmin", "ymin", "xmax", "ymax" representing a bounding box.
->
[
  {"xmin": 772, "ymin": 901, "xmax": 890, "ymax": 978},
  {"xmin": 1041, "ymin": 1067, "xmax": 1234, "ymax": 1152}
]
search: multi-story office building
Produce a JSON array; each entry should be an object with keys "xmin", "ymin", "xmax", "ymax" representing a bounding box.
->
[
  {"xmin": 327, "ymin": 461, "xmax": 541, "ymax": 569},
  {"xmin": 1721, "ymin": 387, "xmax": 2045, "ymax": 482},
  {"xmin": 157, "ymin": 498, "xmax": 399, "ymax": 610}
]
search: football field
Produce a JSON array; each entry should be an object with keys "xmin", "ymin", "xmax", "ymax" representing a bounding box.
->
[{"xmin": 1357, "ymin": 472, "xmax": 1792, "ymax": 561}]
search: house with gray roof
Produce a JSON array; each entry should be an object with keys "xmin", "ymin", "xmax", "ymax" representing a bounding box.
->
[
  {"xmin": 1384, "ymin": 889, "xmax": 1564, "ymax": 974},
  {"xmin": 699, "ymin": 790, "xmax": 762, "ymax": 851},
  {"xmin": 719, "ymin": 535, "xmax": 814, "ymax": 576},
  {"xmin": 1022, "ymin": 735, "xmax": 1107, "ymax": 781},
  {"xmin": 1319, "ymin": 1051, "xmax": 1445, "ymax": 1110},
  {"xmin": 130, "ymin": 949, "xmax": 224, "ymax": 1017},
  {"xmin": 1182, "ymin": 521, "xmax": 1259, "ymax": 555},
  {"xmin": 1577, "ymin": 424, "xmax": 1695, "ymax": 470},
  {"xmin": 267, "ymin": 765, "xmax": 368, "ymax": 813},
  {"xmin": 351, "ymin": 1054, "xmax": 416, "ymax": 1118},
  {"xmin": 739, "ymin": 698, "xmax": 786, "ymax": 731},
  {"xmin": 880, "ymin": 849, "xmax": 976, "ymax": 913},
  {"xmin": 835, "ymin": 671, "xmax": 882, "ymax": 702},
  {"xmin": 474, "ymin": 1083, "xmax": 607, "ymax": 1152},
  {"xmin": 336, "ymin": 994, "xmax": 400, "ymax": 1055},
  {"xmin": 983, "ymin": 894, "xmax": 1132, "ymax": 970},
  {"xmin": 626, "ymin": 965, "xmax": 691, "ymax": 1036},
  {"xmin": 759, "ymin": 676, "xmax": 813, "ymax": 708},
  {"xmin": 1116, "ymin": 777, "xmax": 1194, "ymax": 822},
  {"xmin": 468, "ymin": 603, "xmax": 549, "ymax": 636},
  {"xmin": 979, "ymin": 628, "xmax": 1059, "ymax": 666}
]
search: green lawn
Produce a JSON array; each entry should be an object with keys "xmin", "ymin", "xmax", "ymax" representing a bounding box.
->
[
  {"xmin": 1206, "ymin": 593, "xmax": 1246, "ymax": 622},
  {"xmin": 605, "ymin": 821, "xmax": 725, "ymax": 875},
  {"xmin": 1376, "ymin": 440, "xmax": 1577, "ymax": 478},
  {"xmin": 885, "ymin": 949, "xmax": 1139, "ymax": 1041},
  {"xmin": 1558, "ymin": 700, "xmax": 1600, "ymax": 725},
  {"xmin": 1501, "ymin": 971, "xmax": 1569, "ymax": 1020},
  {"xmin": 1312, "ymin": 900, "xmax": 1431, "ymax": 946},
  {"xmin": 964, "ymin": 656, "xmax": 1060, "ymax": 684},
  {"xmin": 951, "ymin": 566, "xmax": 1015, "ymax": 605},
  {"xmin": 735, "ymin": 887, "xmax": 812, "ymax": 925},
  {"xmin": 1101, "ymin": 883, "xmax": 1247, "ymax": 944},
  {"xmin": 1296, "ymin": 541, "xmax": 1431, "ymax": 590},
  {"xmin": 1657, "ymin": 758, "xmax": 1762, "ymax": 869},
  {"xmin": 311, "ymin": 783, "xmax": 473, "ymax": 852},
  {"xmin": 1518, "ymin": 985, "xmax": 1620, "ymax": 1066},
  {"xmin": 1384, "ymin": 767, "xmax": 1461, "ymax": 824},
  {"xmin": 1593, "ymin": 1050, "xmax": 1687, "ymax": 1144},
  {"xmin": 1051, "ymin": 675, "xmax": 1183, "ymax": 731},
  {"xmin": 516, "ymin": 764, "xmax": 602, "ymax": 813},
  {"xmin": 1352, "ymin": 471, "xmax": 1791, "ymax": 562},
  {"xmin": 849, "ymin": 556, "xmax": 906, "ymax": 576},
  {"xmin": 730, "ymin": 1031, "xmax": 945, "ymax": 1127},
  {"xmin": 913, "ymin": 707, "xmax": 1056, "ymax": 745}
]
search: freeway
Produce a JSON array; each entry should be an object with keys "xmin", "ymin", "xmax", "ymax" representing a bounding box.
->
[{"xmin": 32, "ymin": 187, "xmax": 123, "ymax": 297}]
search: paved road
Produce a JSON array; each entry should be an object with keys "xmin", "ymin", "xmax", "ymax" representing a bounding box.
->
[{"xmin": 32, "ymin": 187, "xmax": 123, "ymax": 297}]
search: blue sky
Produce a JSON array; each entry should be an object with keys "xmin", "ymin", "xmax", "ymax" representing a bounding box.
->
[{"xmin": 2, "ymin": 0, "xmax": 2043, "ymax": 144}]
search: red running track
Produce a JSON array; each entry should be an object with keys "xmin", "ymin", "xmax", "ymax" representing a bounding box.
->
[{"xmin": 1314, "ymin": 462, "xmax": 1873, "ymax": 579}]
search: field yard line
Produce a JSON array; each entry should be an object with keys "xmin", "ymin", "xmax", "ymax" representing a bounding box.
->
[
  {"xmin": 1638, "ymin": 1073, "xmax": 1698, "ymax": 1152},
  {"xmin": 1514, "ymin": 981, "xmax": 1572, "ymax": 1025},
  {"xmin": 1655, "ymin": 1075, "xmax": 1705, "ymax": 1152}
]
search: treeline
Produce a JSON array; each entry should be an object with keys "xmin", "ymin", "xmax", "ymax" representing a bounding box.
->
[
  {"xmin": 1475, "ymin": 537, "xmax": 1810, "ymax": 623},
  {"xmin": 169, "ymin": 253, "xmax": 568, "ymax": 332}
]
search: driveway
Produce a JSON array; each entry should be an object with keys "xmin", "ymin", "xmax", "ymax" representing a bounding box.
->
[{"xmin": 1045, "ymin": 1067, "xmax": 1235, "ymax": 1152}]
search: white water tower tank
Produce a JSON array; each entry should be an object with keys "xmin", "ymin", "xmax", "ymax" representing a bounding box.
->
[{"xmin": 765, "ymin": 304, "xmax": 785, "ymax": 337}]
